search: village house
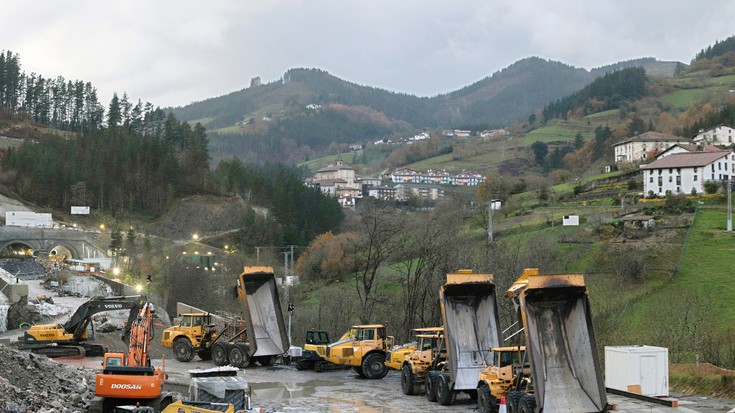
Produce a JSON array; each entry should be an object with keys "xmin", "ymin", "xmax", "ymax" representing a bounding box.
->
[
  {"xmin": 692, "ymin": 124, "xmax": 735, "ymax": 146},
  {"xmin": 613, "ymin": 132, "xmax": 691, "ymax": 165},
  {"xmin": 306, "ymin": 159, "xmax": 362, "ymax": 206},
  {"xmin": 640, "ymin": 150, "xmax": 735, "ymax": 197}
]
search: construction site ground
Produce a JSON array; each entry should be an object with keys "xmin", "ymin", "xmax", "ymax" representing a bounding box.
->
[{"xmin": 1, "ymin": 276, "xmax": 735, "ymax": 412}]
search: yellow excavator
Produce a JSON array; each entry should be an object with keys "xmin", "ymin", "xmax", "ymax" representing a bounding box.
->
[{"xmin": 19, "ymin": 295, "xmax": 145, "ymax": 357}]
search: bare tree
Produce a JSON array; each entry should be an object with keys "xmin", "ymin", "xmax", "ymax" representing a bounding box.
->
[
  {"xmin": 393, "ymin": 204, "xmax": 464, "ymax": 338},
  {"xmin": 343, "ymin": 200, "xmax": 402, "ymax": 323}
]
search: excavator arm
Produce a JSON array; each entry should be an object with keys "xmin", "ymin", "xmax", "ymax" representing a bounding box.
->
[{"xmin": 63, "ymin": 295, "xmax": 146, "ymax": 342}]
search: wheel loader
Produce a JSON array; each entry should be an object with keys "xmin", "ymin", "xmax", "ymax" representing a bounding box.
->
[
  {"xmin": 322, "ymin": 324, "xmax": 394, "ymax": 379},
  {"xmin": 295, "ymin": 330, "xmax": 343, "ymax": 371},
  {"xmin": 475, "ymin": 346, "xmax": 528, "ymax": 413},
  {"xmin": 482, "ymin": 268, "xmax": 608, "ymax": 413}
]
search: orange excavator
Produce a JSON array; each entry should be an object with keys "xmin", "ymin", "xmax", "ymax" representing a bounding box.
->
[{"xmin": 93, "ymin": 302, "xmax": 171, "ymax": 411}]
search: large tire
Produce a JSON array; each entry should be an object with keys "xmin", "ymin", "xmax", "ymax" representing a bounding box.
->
[
  {"xmin": 519, "ymin": 394, "xmax": 536, "ymax": 413},
  {"xmin": 197, "ymin": 349, "xmax": 212, "ymax": 361},
  {"xmin": 258, "ymin": 355, "xmax": 278, "ymax": 366},
  {"xmin": 211, "ymin": 342, "xmax": 229, "ymax": 366},
  {"xmin": 314, "ymin": 361, "xmax": 325, "ymax": 372},
  {"xmin": 477, "ymin": 383, "xmax": 497, "ymax": 413},
  {"xmin": 425, "ymin": 371, "xmax": 438, "ymax": 402},
  {"xmin": 173, "ymin": 337, "xmax": 194, "ymax": 362},
  {"xmin": 401, "ymin": 364, "xmax": 416, "ymax": 395},
  {"xmin": 507, "ymin": 390, "xmax": 524, "ymax": 413},
  {"xmin": 354, "ymin": 366, "xmax": 367, "ymax": 378},
  {"xmin": 435, "ymin": 374, "xmax": 456, "ymax": 405},
  {"xmin": 229, "ymin": 344, "xmax": 249, "ymax": 368},
  {"xmin": 362, "ymin": 353, "xmax": 388, "ymax": 379}
]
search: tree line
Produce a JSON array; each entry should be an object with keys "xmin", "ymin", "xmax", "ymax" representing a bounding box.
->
[
  {"xmin": 0, "ymin": 50, "xmax": 343, "ymax": 247},
  {"xmin": 542, "ymin": 67, "xmax": 647, "ymax": 121}
]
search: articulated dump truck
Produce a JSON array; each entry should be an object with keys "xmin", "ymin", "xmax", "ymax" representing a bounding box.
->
[
  {"xmin": 505, "ymin": 268, "xmax": 608, "ymax": 413},
  {"xmin": 427, "ymin": 270, "xmax": 502, "ymax": 405},
  {"xmin": 236, "ymin": 266, "xmax": 289, "ymax": 366}
]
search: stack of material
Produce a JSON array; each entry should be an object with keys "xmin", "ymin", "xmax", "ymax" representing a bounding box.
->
[{"xmin": 189, "ymin": 367, "xmax": 250, "ymax": 410}]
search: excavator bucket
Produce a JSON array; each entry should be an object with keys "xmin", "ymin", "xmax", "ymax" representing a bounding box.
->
[{"xmin": 518, "ymin": 272, "xmax": 607, "ymax": 412}]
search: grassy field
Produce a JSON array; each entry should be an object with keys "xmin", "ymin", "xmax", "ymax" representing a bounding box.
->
[{"xmin": 673, "ymin": 207, "xmax": 735, "ymax": 323}]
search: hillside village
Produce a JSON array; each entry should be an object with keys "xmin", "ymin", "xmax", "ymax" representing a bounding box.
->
[{"xmin": 305, "ymin": 124, "xmax": 735, "ymax": 208}]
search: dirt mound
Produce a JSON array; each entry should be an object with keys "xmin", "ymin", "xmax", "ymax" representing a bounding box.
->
[
  {"xmin": 0, "ymin": 344, "xmax": 97, "ymax": 411},
  {"xmin": 144, "ymin": 195, "xmax": 252, "ymax": 240}
]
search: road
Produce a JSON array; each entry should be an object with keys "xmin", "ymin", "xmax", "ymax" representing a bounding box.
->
[{"xmin": 58, "ymin": 349, "xmax": 731, "ymax": 413}]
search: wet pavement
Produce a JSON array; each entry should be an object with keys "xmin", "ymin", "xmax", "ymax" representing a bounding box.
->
[{"xmin": 56, "ymin": 352, "xmax": 735, "ymax": 413}]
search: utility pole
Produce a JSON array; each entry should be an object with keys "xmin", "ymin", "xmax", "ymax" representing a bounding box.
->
[
  {"xmin": 282, "ymin": 251, "xmax": 292, "ymax": 346},
  {"xmin": 255, "ymin": 247, "xmax": 260, "ymax": 264},
  {"xmin": 487, "ymin": 202, "xmax": 493, "ymax": 243},
  {"xmin": 728, "ymin": 179, "xmax": 733, "ymax": 232}
]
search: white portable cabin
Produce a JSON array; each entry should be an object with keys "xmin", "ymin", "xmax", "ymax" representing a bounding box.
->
[
  {"xmin": 563, "ymin": 215, "xmax": 580, "ymax": 226},
  {"xmin": 604, "ymin": 345, "xmax": 669, "ymax": 397}
]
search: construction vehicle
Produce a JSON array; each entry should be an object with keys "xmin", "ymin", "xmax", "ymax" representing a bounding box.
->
[
  {"xmin": 19, "ymin": 295, "xmax": 145, "ymax": 357},
  {"xmin": 426, "ymin": 270, "xmax": 501, "ymax": 405},
  {"xmin": 493, "ymin": 268, "xmax": 608, "ymax": 413},
  {"xmin": 94, "ymin": 302, "xmax": 171, "ymax": 411},
  {"xmin": 160, "ymin": 312, "xmax": 251, "ymax": 367},
  {"xmin": 322, "ymin": 324, "xmax": 395, "ymax": 379},
  {"xmin": 236, "ymin": 266, "xmax": 289, "ymax": 366},
  {"xmin": 400, "ymin": 327, "xmax": 445, "ymax": 395},
  {"xmin": 385, "ymin": 327, "xmax": 443, "ymax": 371},
  {"xmin": 161, "ymin": 266, "xmax": 287, "ymax": 368},
  {"xmin": 476, "ymin": 345, "xmax": 528, "ymax": 412},
  {"xmin": 295, "ymin": 330, "xmax": 337, "ymax": 371},
  {"xmin": 113, "ymin": 400, "xmax": 262, "ymax": 413}
]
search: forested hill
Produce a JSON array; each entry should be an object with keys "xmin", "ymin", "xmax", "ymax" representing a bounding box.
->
[{"xmin": 169, "ymin": 57, "xmax": 681, "ymax": 164}]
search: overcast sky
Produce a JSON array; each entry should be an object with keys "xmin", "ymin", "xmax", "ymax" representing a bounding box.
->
[{"xmin": 2, "ymin": 1, "xmax": 734, "ymax": 108}]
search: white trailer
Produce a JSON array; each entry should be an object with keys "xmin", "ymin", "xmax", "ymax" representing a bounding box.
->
[{"xmin": 605, "ymin": 345, "xmax": 669, "ymax": 397}]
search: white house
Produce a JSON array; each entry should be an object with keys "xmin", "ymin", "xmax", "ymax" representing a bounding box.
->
[
  {"xmin": 640, "ymin": 150, "xmax": 735, "ymax": 196},
  {"xmin": 613, "ymin": 132, "xmax": 691, "ymax": 164},
  {"xmin": 693, "ymin": 124, "xmax": 735, "ymax": 146}
]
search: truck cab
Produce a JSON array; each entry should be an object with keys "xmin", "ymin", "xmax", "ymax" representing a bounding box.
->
[{"xmin": 324, "ymin": 324, "xmax": 395, "ymax": 379}]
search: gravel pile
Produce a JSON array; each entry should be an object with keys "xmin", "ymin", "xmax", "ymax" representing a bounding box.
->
[
  {"xmin": 0, "ymin": 344, "xmax": 97, "ymax": 412},
  {"xmin": 0, "ymin": 260, "xmax": 46, "ymax": 279}
]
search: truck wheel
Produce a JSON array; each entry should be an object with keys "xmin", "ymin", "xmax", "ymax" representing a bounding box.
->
[
  {"xmin": 435, "ymin": 373, "xmax": 456, "ymax": 405},
  {"xmin": 229, "ymin": 345, "xmax": 249, "ymax": 368},
  {"xmin": 173, "ymin": 337, "xmax": 194, "ymax": 362},
  {"xmin": 401, "ymin": 364, "xmax": 416, "ymax": 395},
  {"xmin": 353, "ymin": 366, "xmax": 367, "ymax": 378},
  {"xmin": 519, "ymin": 394, "xmax": 536, "ymax": 413},
  {"xmin": 362, "ymin": 353, "xmax": 388, "ymax": 379},
  {"xmin": 258, "ymin": 355, "xmax": 278, "ymax": 366},
  {"xmin": 211, "ymin": 343, "xmax": 229, "ymax": 366},
  {"xmin": 197, "ymin": 349, "xmax": 212, "ymax": 361},
  {"xmin": 425, "ymin": 371, "xmax": 438, "ymax": 402},
  {"xmin": 477, "ymin": 383, "xmax": 497, "ymax": 413},
  {"xmin": 506, "ymin": 390, "xmax": 523, "ymax": 413},
  {"xmin": 314, "ymin": 361, "xmax": 325, "ymax": 372}
]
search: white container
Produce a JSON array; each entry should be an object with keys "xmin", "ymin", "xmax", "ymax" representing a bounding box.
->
[{"xmin": 605, "ymin": 345, "xmax": 669, "ymax": 397}]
